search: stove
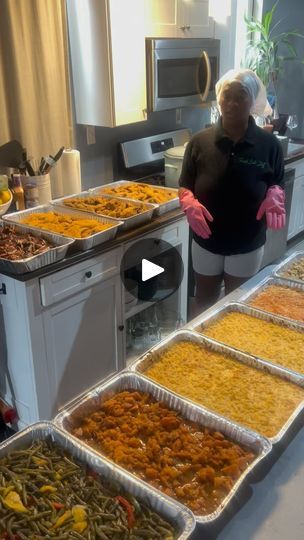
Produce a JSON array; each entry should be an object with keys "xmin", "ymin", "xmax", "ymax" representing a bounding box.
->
[{"xmin": 117, "ymin": 128, "xmax": 191, "ymax": 186}]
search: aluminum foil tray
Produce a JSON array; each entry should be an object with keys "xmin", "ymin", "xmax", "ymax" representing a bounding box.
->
[
  {"xmin": 3, "ymin": 204, "xmax": 122, "ymax": 251},
  {"xmin": 53, "ymin": 189, "xmax": 156, "ymax": 230},
  {"xmin": 0, "ymin": 220, "xmax": 74, "ymax": 274},
  {"xmin": 273, "ymin": 251, "xmax": 304, "ymax": 285},
  {"xmin": 0, "ymin": 421, "xmax": 195, "ymax": 539},
  {"xmin": 91, "ymin": 180, "xmax": 180, "ymax": 215},
  {"xmin": 238, "ymin": 275, "xmax": 304, "ymax": 324},
  {"xmin": 189, "ymin": 301, "xmax": 304, "ymax": 382},
  {"xmin": 55, "ymin": 371, "xmax": 271, "ymax": 524},
  {"xmin": 128, "ymin": 329, "xmax": 304, "ymax": 444}
]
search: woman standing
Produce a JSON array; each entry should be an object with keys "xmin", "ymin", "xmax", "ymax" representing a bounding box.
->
[{"xmin": 179, "ymin": 69, "xmax": 285, "ymax": 314}]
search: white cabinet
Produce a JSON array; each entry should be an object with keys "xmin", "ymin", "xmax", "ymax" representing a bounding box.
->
[
  {"xmin": 145, "ymin": 0, "xmax": 214, "ymax": 38},
  {"xmin": 67, "ymin": 0, "xmax": 147, "ymax": 127},
  {"xmin": 41, "ymin": 274, "xmax": 123, "ymax": 416},
  {"xmin": 287, "ymin": 159, "xmax": 304, "ymax": 240}
]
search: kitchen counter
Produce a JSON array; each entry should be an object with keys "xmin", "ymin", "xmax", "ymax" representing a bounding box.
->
[
  {"xmin": 188, "ymin": 264, "xmax": 304, "ymax": 540},
  {"xmin": 0, "ymin": 207, "xmax": 184, "ymax": 282}
]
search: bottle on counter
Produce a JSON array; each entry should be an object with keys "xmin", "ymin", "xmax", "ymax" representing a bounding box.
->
[
  {"xmin": 10, "ymin": 173, "xmax": 25, "ymax": 210},
  {"xmin": 24, "ymin": 182, "xmax": 40, "ymax": 208}
]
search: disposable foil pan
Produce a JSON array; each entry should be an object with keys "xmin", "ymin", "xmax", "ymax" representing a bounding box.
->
[
  {"xmin": 55, "ymin": 372, "xmax": 271, "ymax": 524},
  {"xmin": 3, "ymin": 204, "xmax": 122, "ymax": 251},
  {"xmin": 189, "ymin": 301, "xmax": 304, "ymax": 381},
  {"xmin": 0, "ymin": 220, "xmax": 74, "ymax": 274},
  {"xmin": 91, "ymin": 180, "xmax": 180, "ymax": 215},
  {"xmin": 128, "ymin": 329, "xmax": 304, "ymax": 444},
  {"xmin": 0, "ymin": 421, "xmax": 195, "ymax": 539},
  {"xmin": 238, "ymin": 275, "xmax": 304, "ymax": 324},
  {"xmin": 53, "ymin": 189, "xmax": 156, "ymax": 230},
  {"xmin": 273, "ymin": 251, "xmax": 304, "ymax": 285}
]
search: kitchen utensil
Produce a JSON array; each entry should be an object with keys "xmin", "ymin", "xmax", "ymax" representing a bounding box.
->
[
  {"xmin": 0, "ymin": 140, "xmax": 23, "ymax": 168},
  {"xmin": 164, "ymin": 144, "xmax": 187, "ymax": 187}
]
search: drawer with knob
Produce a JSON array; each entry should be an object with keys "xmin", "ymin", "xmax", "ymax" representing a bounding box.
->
[{"xmin": 39, "ymin": 248, "xmax": 122, "ymax": 307}]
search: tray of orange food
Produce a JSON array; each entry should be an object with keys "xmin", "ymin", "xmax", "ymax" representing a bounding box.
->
[
  {"xmin": 129, "ymin": 330, "xmax": 304, "ymax": 443},
  {"xmin": 3, "ymin": 204, "xmax": 122, "ymax": 251},
  {"xmin": 189, "ymin": 301, "xmax": 304, "ymax": 379},
  {"xmin": 91, "ymin": 180, "xmax": 179, "ymax": 215},
  {"xmin": 238, "ymin": 276, "xmax": 304, "ymax": 325},
  {"xmin": 55, "ymin": 372, "xmax": 271, "ymax": 524},
  {"xmin": 53, "ymin": 189, "xmax": 156, "ymax": 230}
]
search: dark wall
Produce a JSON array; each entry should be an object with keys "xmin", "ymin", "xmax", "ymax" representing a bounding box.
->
[
  {"xmin": 263, "ymin": 0, "xmax": 304, "ymax": 139},
  {"xmin": 75, "ymin": 107, "xmax": 210, "ymax": 191}
]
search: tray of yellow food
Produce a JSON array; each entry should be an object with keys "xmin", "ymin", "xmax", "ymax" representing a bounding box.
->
[
  {"xmin": 0, "ymin": 220, "xmax": 74, "ymax": 274},
  {"xmin": 273, "ymin": 251, "xmax": 304, "ymax": 285},
  {"xmin": 0, "ymin": 422, "xmax": 195, "ymax": 539},
  {"xmin": 128, "ymin": 330, "xmax": 304, "ymax": 443},
  {"xmin": 238, "ymin": 276, "xmax": 304, "ymax": 325},
  {"xmin": 190, "ymin": 301, "xmax": 304, "ymax": 380},
  {"xmin": 55, "ymin": 371, "xmax": 271, "ymax": 524},
  {"xmin": 53, "ymin": 190, "xmax": 156, "ymax": 230},
  {"xmin": 91, "ymin": 180, "xmax": 179, "ymax": 215},
  {"xmin": 3, "ymin": 205, "xmax": 122, "ymax": 251}
]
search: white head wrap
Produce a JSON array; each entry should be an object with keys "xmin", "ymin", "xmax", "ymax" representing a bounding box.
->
[{"xmin": 215, "ymin": 68, "xmax": 272, "ymax": 117}]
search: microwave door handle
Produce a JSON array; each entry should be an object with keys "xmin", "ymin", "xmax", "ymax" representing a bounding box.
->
[{"xmin": 198, "ymin": 51, "xmax": 211, "ymax": 102}]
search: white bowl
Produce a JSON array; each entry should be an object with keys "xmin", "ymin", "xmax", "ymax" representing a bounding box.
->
[{"xmin": 0, "ymin": 190, "xmax": 13, "ymax": 216}]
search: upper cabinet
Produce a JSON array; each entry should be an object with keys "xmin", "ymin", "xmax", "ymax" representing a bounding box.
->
[
  {"xmin": 144, "ymin": 0, "xmax": 214, "ymax": 39},
  {"xmin": 67, "ymin": 0, "xmax": 147, "ymax": 127},
  {"xmin": 67, "ymin": 0, "xmax": 214, "ymax": 127}
]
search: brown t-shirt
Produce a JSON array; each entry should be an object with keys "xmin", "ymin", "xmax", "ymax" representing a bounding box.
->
[{"xmin": 179, "ymin": 116, "xmax": 284, "ymax": 255}]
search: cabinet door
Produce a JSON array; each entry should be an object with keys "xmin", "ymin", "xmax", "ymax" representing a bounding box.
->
[
  {"xmin": 42, "ymin": 275, "xmax": 123, "ymax": 417},
  {"xmin": 144, "ymin": 0, "xmax": 179, "ymax": 37},
  {"xmin": 184, "ymin": 0, "xmax": 214, "ymax": 38},
  {"xmin": 297, "ymin": 176, "xmax": 304, "ymax": 234}
]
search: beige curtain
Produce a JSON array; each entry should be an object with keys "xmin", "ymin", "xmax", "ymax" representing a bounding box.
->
[{"xmin": 0, "ymin": 0, "xmax": 73, "ymax": 162}]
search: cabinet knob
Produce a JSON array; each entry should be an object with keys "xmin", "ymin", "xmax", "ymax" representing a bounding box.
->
[
  {"xmin": 118, "ymin": 325, "xmax": 125, "ymax": 331},
  {"xmin": 180, "ymin": 25, "xmax": 186, "ymax": 30},
  {"xmin": 85, "ymin": 271, "xmax": 92, "ymax": 279},
  {"xmin": 0, "ymin": 283, "xmax": 6, "ymax": 295},
  {"xmin": 185, "ymin": 25, "xmax": 190, "ymax": 30}
]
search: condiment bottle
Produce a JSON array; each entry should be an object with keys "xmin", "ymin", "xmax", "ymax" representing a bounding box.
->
[{"xmin": 11, "ymin": 174, "xmax": 25, "ymax": 210}]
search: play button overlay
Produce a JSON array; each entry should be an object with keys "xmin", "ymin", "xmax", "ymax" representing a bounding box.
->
[
  {"xmin": 121, "ymin": 237, "xmax": 184, "ymax": 302},
  {"xmin": 142, "ymin": 259, "xmax": 164, "ymax": 282}
]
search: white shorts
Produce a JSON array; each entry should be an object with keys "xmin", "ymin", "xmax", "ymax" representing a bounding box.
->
[{"xmin": 192, "ymin": 241, "xmax": 264, "ymax": 278}]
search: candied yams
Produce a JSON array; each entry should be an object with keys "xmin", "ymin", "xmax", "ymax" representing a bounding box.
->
[
  {"xmin": 143, "ymin": 341, "xmax": 304, "ymax": 438},
  {"xmin": 249, "ymin": 284, "xmax": 304, "ymax": 322},
  {"xmin": 201, "ymin": 311, "xmax": 304, "ymax": 375},
  {"xmin": 101, "ymin": 182, "xmax": 177, "ymax": 204},
  {"xmin": 71, "ymin": 390, "xmax": 255, "ymax": 515}
]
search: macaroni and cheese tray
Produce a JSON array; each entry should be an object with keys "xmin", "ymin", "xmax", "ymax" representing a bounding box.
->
[
  {"xmin": 55, "ymin": 372, "xmax": 271, "ymax": 524},
  {"xmin": 190, "ymin": 301, "xmax": 304, "ymax": 380},
  {"xmin": 129, "ymin": 330, "xmax": 304, "ymax": 443}
]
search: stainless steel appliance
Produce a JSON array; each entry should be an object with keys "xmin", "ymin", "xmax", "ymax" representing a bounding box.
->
[{"xmin": 146, "ymin": 38, "xmax": 220, "ymax": 112}]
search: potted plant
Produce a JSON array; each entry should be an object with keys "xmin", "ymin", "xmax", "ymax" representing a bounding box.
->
[{"xmin": 244, "ymin": 0, "xmax": 303, "ymax": 117}]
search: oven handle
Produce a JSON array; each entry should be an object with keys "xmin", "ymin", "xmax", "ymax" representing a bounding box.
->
[{"xmin": 198, "ymin": 51, "xmax": 211, "ymax": 102}]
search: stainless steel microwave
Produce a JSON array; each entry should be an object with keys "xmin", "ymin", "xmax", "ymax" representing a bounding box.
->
[{"xmin": 146, "ymin": 38, "xmax": 220, "ymax": 112}]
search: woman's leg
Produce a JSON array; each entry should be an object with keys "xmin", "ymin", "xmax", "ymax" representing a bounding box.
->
[
  {"xmin": 223, "ymin": 246, "xmax": 265, "ymax": 296},
  {"xmin": 191, "ymin": 241, "xmax": 224, "ymax": 317}
]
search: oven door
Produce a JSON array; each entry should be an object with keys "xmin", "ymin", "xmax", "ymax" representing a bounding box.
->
[{"xmin": 148, "ymin": 46, "xmax": 212, "ymax": 112}]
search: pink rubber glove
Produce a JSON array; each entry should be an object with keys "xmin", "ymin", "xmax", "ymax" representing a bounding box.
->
[
  {"xmin": 179, "ymin": 189, "xmax": 213, "ymax": 238},
  {"xmin": 256, "ymin": 185, "xmax": 286, "ymax": 230}
]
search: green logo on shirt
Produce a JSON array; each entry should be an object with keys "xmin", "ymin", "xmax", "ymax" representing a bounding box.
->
[{"xmin": 238, "ymin": 157, "xmax": 267, "ymax": 169}]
